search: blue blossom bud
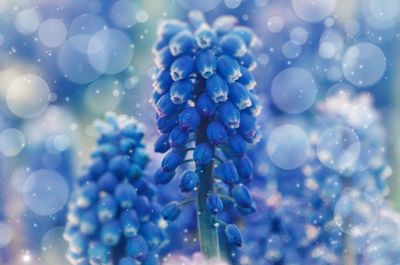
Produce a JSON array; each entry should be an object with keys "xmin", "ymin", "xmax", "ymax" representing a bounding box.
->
[
  {"xmin": 134, "ymin": 196, "xmax": 152, "ymax": 222},
  {"xmin": 169, "ymin": 31, "xmax": 195, "ymax": 56},
  {"xmin": 237, "ymin": 67, "xmax": 256, "ymax": 90},
  {"xmin": 153, "ymin": 70, "xmax": 173, "ymax": 94},
  {"xmin": 220, "ymin": 34, "xmax": 247, "ymax": 57},
  {"xmin": 232, "ymin": 184, "xmax": 255, "ymax": 210},
  {"xmin": 67, "ymin": 250, "xmax": 86, "ymax": 264},
  {"xmin": 170, "ymin": 79, "xmax": 193, "ymax": 104},
  {"xmin": 143, "ymin": 252, "xmax": 160, "ymax": 265},
  {"xmin": 115, "ymin": 182, "xmax": 137, "ymax": 208},
  {"xmin": 97, "ymin": 195, "xmax": 118, "ymax": 222},
  {"xmin": 154, "ymin": 168, "xmax": 175, "ymax": 184},
  {"xmin": 70, "ymin": 233, "xmax": 88, "ymax": 254},
  {"xmin": 229, "ymin": 82, "xmax": 252, "ymax": 110},
  {"xmin": 109, "ymin": 155, "xmax": 130, "ymax": 176},
  {"xmin": 179, "ymin": 107, "xmax": 201, "ymax": 132},
  {"xmin": 193, "ymin": 142, "xmax": 213, "ymax": 165},
  {"xmin": 196, "ymin": 93, "xmax": 217, "ymax": 117},
  {"xmin": 128, "ymin": 164, "xmax": 144, "ymax": 181},
  {"xmin": 77, "ymin": 183, "xmax": 98, "ymax": 208},
  {"xmin": 207, "ymin": 193, "xmax": 224, "ymax": 215},
  {"xmin": 218, "ymin": 101, "xmax": 240, "ymax": 129},
  {"xmin": 120, "ymin": 209, "xmax": 140, "ymax": 237},
  {"xmin": 195, "ymin": 24, "xmax": 217, "ymax": 49},
  {"xmin": 153, "ymin": 38, "xmax": 168, "ymax": 52},
  {"xmin": 232, "ymin": 26, "xmax": 257, "ymax": 47},
  {"xmin": 101, "ymin": 220, "xmax": 121, "ymax": 246},
  {"xmin": 120, "ymin": 138, "xmax": 136, "ymax": 154},
  {"xmin": 212, "ymin": 15, "xmax": 238, "ymax": 36},
  {"xmin": 139, "ymin": 222, "xmax": 164, "ymax": 249},
  {"xmin": 239, "ymin": 52, "xmax": 257, "ymax": 71},
  {"xmin": 154, "ymin": 134, "xmax": 171, "ymax": 153},
  {"xmin": 217, "ymin": 56, "xmax": 242, "ymax": 84},
  {"xmin": 239, "ymin": 112, "xmax": 257, "ymax": 141},
  {"xmin": 64, "ymin": 225, "xmax": 78, "ymax": 242},
  {"xmin": 89, "ymin": 158, "xmax": 106, "ymax": 176},
  {"xmin": 180, "ymin": 171, "xmax": 199, "ymax": 192},
  {"xmin": 161, "ymin": 148, "xmax": 186, "ymax": 172},
  {"xmin": 157, "ymin": 20, "xmax": 188, "ymax": 42},
  {"xmin": 155, "ymin": 46, "xmax": 175, "ymax": 70},
  {"xmin": 125, "ymin": 236, "xmax": 149, "ymax": 259},
  {"xmin": 247, "ymin": 92, "xmax": 262, "ymax": 117},
  {"xmin": 206, "ymin": 121, "xmax": 229, "ymax": 145},
  {"xmin": 88, "ymin": 241, "xmax": 110, "ymax": 264},
  {"xmin": 188, "ymin": 10, "xmax": 206, "ymax": 30},
  {"xmin": 234, "ymin": 156, "xmax": 254, "ymax": 183},
  {"xmin": 215, "ymin": 162, "xmax": 239, "ymax": 185},
  {"xmin": 150, "ymin": 90, "xmax": 162, "ymax": 106},
  {"xmin": 170, "ymin": 55, "xmax": 194, "ymax": 81},
  {"xmin": 155, "ymin": 94, "xmax": 183, "ymax": 117},
  {"xmin": 206, "ymin": 74, "xmax": 229, "ymax": 103},
  {"xmin": 119, "ymin": 257, "xmax": 136, "ymax": 265},
  {"xmin": 162, "ymin": 202, "xmax": 181, "ymax": 221},
  {"xmin": 228, "ymin": 134, "xmax": 247, "ymax": 157},
  {"xmin": 80, "ymin": 210, "xmax": 99, "ymax": 235},
  {"xmin": 169, "ymin": 127, "xmax": 189, "ymax": 148},
  {"xmin": 156, "ymin": 114, "xmax": 178, "ymax": 134},
  {"xmin": 225, "ymin": 224, "xmax": 242, "ymax": 247},
  {"xmin": 196, "ymin": 50, "xmax": 217, "ymax": 78}
]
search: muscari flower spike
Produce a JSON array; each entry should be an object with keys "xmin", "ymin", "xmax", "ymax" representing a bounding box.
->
[
  {"xmin": 150, "ymin": 10, "xmax": 261, "ymax": 259},
  {"xmin": 64, "ymin": 113, "xmax": 168, "ymax": 265}
]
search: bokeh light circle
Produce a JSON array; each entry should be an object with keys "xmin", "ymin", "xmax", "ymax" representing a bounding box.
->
[
  {"xmin": 267, "ymin": 16, "xmax": 284, "ymax": 33},
  {"xmin": 110, "ymin": 0, "xmax": 138, "ymax": 28},
  {"xmin": 267, "ymin": 124, "xmax": 310, "ymax": 170},
  {"xmin": 319, "ymin": 42, "xmax": 336, "ymax": 59},
  {"xmin": 0, "ymin": 128, "xmax": 25, "ymax": 157},
  {"xmin": 290, "ymin": 27, "xmax": 308, "ymax": 45},
  {"xmin": 271, "ymin": 67, "xmax": 318, "ymax": 114},
  {"xmin": 69, "ymin": 13, "xmax": 106, "ymax": 35},
  {"xmin": 292, "ymin": 0, "xmax": 336, "ymax": 22},
  {"xmin": 41, "ymin": 227, "xmax": 69, "ymax": 265},
  {"xmin": 0, "ymin": 222, "xmax": 14, "ymax": 247},
  {"xmin": 58, "ymin": 35, "xmax": 101, "ymax": 84},
  {"xmin": 317, "ymin": 126, "xmax": 361, "ymax": 172},
  {"xmin": 176, "ymin": 0, "xmax": 222, "ymax": 12},
  {"xmin": 225, "ymin": 0, "xmax": 242, "ymax": 9},
  {"xmin": 38, "ymin": 19, "xmax": 67, "ymax": 48},
  {"xmin": 87, "ymin": 29, "xmax": 134, "ymax": 75},
  {"xmin": 282, "ymin": 41, "xmax": 301, "ymax": 59},
  {"xmin": 363, "ymin": 0, "xmax": 400, "ymax": 29},
  {"xmin": 6, "ymin": 74, "xmax": 50, "ymax": 118},
  {"xmin": 334, "ymin": 188, "xmax": 378, "ymax": 237},
  {"xmin": 342, "ymin": 42, "xmax": 386, "ymax": 87},
  {"xmin": 15, "ymin": 9, "xmax": 41, "ymax": 35},
  {"xmin": 22, "ymin": 169, "xmax": 69, "ymax": 216},
  {"xmin": 85, "ymin": 77, "xmax": 123, "ymax": 114}
]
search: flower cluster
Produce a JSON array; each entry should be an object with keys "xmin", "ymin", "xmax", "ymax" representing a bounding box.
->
[
  {"xmin": 150, "ymin": 10, "xmax": 262, "ymax": 251},
  {"xmin": 239, "ymin": 90, "xmax": 393, "ymax": 265},
  {"xmin": 64, "ymin": 113, "xmax": 167, "ymax": 265}
]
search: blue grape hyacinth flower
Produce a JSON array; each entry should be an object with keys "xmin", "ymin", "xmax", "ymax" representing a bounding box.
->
[
  {"xmin": 150, "ymin": 11, "xmax": 261, "ymax": 261},
  {"xmin": 64, "ymin": 113, "xmax": 167, "ymax": 265}
]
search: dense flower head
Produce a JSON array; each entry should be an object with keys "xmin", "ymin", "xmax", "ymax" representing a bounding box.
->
[
  {"xmin": 240, "ymin": 90, "xmax": 393, "ymax": 265},
  {"xmin": 240, "ymin": 184, "xmax": 343, "ymax": 265},
  {"xmin": 150, "ymin": 10, "xmax": 261, "ymax": 248},
  {"xmin": 64, "ymin": 113, "xmax": 167, "ymax": 265}
]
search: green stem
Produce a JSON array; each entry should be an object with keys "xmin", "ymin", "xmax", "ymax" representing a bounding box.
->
[{"xmin": 196, "ymin": 122, "xmax": 221, "ymax": 261}]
